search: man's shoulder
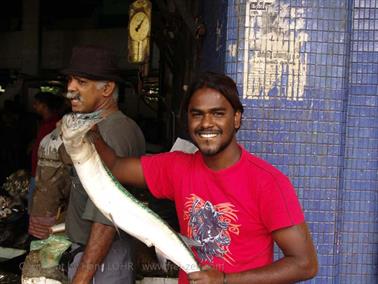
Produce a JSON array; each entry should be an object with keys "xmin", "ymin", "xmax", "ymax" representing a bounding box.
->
[
  {"xmin": 242, "ymin": 148, "xmax": 289, "ymax": 181},
  {"xmin": 101, "ymin": 111, "xmax": 139, "ymax": 130},
  {"xmin": 99, "ymin": 111, "xmax": 145, "ymax": 155},
  {"xmin": 143, "ymin": 150, "xmax": 195, "ymax": 164},
  {"xmin": 102, "ymin": 110, "xmax": 133, "ymax": 125}
]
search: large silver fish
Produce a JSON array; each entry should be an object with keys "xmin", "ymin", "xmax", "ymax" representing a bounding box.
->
[{"xmin": 61, "ymin": 112, "xmax": 200, "ymax": 274}]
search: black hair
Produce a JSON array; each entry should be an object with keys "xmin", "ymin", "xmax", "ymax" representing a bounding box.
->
[
  {"xmin": 181, "ymin": 72, "xmax": 244, "ymax": 116},
  {"xmin": 34, "ymin": 92, "xmax": 65, "ymax": 112}
]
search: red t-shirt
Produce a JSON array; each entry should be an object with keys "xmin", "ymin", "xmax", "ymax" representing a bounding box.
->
[
  {"xmin": 31, "ymin": 115, "xmax": 60, "ymax": 176},
  {"xmin": 141, "ymin": 146, "xmax": 304, "ymax": 283}
]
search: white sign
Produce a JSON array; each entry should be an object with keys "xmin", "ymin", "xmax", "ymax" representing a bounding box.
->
[{"xmin": 242, "ymin": 0, "xmax": 308, "ymax": 101}]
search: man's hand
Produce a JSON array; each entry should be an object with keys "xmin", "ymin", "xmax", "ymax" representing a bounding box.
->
[
  {"xmin": 28, "ymin": 216, "xmax": 55, "ymax": 239},
  {"xmin": 188, "ymin": 265, "xmax": 225, "ymax": 284}
]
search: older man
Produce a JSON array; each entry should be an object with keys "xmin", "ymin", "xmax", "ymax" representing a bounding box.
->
[{"xmin": 61, "ymin": 45, "xmax": 145, "ymax": 284}]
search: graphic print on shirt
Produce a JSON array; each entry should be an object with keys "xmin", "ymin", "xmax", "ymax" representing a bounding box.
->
[{"xmin": 184, "ymin": 194, "xmax": 240, "ymax": 265}]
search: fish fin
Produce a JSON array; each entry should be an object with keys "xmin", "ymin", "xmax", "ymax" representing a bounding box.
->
[
  {"xmin": 178, "ymin": 234, "xmax": 202, "ymax": 247},
  {"xmin": 155, "ymin": 247, "xmax": 168, "ymax": 272},
  {"xmin": 109, "ymin": 213, "xmax": 122, "ymax": 239}
]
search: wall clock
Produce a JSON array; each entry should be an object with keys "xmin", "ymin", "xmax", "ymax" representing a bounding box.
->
[
  {"xmin": 128, "ymin": 0, "xmax": 152, "ymax": 63},
  {"xmin": 129, "ymin": 11, "xmax": 150, "ymax": 41}
]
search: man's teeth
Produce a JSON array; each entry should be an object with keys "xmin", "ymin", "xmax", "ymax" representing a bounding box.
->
[{"xmin": 200, "ymin": 133, "xmax": 218, "ymax": 138}]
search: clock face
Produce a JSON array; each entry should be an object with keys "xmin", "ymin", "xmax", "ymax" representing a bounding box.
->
[{"xmin": 129, "ymin": 11, "xmax": 150, "ymax": 41}]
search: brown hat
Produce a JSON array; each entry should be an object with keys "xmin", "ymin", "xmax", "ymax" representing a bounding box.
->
[{"xmin": 61, "ymin": 45, "xmax": 124, "ymax": 82}]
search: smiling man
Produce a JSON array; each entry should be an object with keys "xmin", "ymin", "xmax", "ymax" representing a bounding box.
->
[{"xmin": 88, "ymin": 72, "xmax": 318, "ymax": 284}]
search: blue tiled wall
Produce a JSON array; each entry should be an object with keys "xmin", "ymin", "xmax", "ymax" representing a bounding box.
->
[
  {"xmin": 337, "ymin": 1, "xmax": 378, "ymax": 282},
  {"xmin": 210, "ymin": 0, "xmax": 378, "ymax": 282}
]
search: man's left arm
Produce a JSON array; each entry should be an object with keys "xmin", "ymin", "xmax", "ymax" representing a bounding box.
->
[
  {"xmin": 189, "ymin": 222, "xmax": 318, "ymax": 284},
  {"xmin": 71, "ymin": 222, "xmax": 116, "ymax": 284}
]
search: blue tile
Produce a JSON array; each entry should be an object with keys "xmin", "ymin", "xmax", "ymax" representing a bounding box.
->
[{"xmin": 225, "ymin": 0, "xmax": 378, "ymax": 282}]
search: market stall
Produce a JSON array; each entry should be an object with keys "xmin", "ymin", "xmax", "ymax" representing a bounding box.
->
[{"xmin": 0, "ymin": 170, "xmax": 30, "ymax": 283}]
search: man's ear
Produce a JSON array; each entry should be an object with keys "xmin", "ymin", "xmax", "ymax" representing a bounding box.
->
[
  {"xmin": 102, "ymin": 81, "xmax": 115, "ymax": 97},
  {"xmin": 234, "ymin": 110, "xmax": 242, "ymax": 130}
]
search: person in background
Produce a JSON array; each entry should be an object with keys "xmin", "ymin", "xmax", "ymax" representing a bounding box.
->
[
  {"xmin": 28, "ymin": 92, "xmax": 65, "ymax": 209},
  {"xmin": 28, "ymin": 126, "xmax": 71, "ymax": 239},
  {"xmin": 61, "ymin": 45, "xmax": 145, "ymax": 284},
  {"xmin": 84, "ymin": 72, "xmax": 318, "ymax": 284}
]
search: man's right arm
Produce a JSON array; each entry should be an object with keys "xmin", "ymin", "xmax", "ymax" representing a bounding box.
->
[
  {"xmin": 93, "ymin": 133, "xmax": 147, "ymax": 188},
  {"xmin": 188, "ymin": 222, "xmax": 318, "ymax": 284}
]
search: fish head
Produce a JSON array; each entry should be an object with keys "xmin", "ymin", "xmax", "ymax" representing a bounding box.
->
[{"xmin": 61, "ymin": 111, "xmax": 103, "ymax": 147}]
